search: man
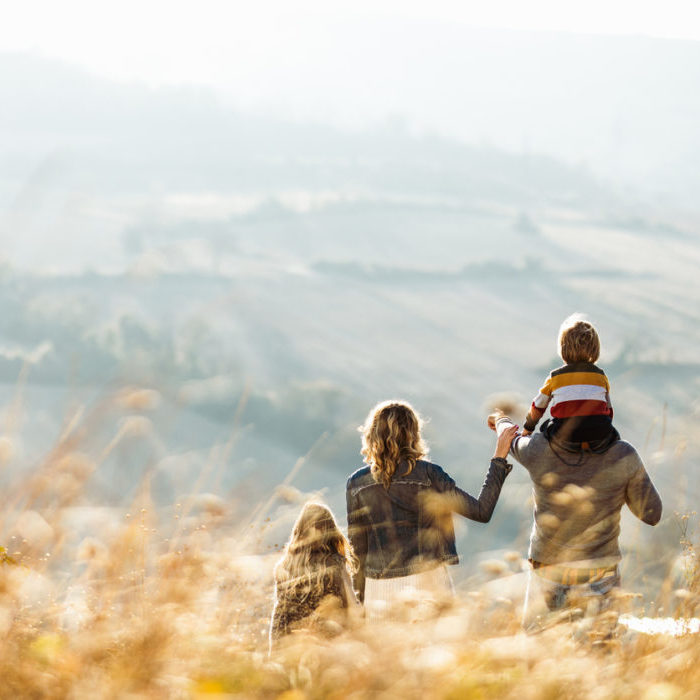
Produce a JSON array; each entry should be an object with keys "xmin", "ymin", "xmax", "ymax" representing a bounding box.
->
[{"xmin": 490, "ymin": 410, "xmax": 662, "ymax": 631}]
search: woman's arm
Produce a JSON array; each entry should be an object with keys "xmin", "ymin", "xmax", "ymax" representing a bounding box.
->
[
  {"xmin": 337, "ymin": 565, "xmax": 360, "ymax": 608},
  {"xmin": 346, "ymin": 483, "xmax": 368, "ymax": 602},
  {"xmin": 268, "ymin": 582, "xmax": 284, "ymax": 654},
  {"xmin": 336, "ymin": 564, "xmax": 362, "ymax": 628},
  {"xmin": 428, "ymin": 425, "xmax": 517, "ymax": 523}
]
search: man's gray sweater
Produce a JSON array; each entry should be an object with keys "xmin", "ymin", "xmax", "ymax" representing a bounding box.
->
[{"xmin": 496, "ymin": 417, "xmax": 662, "ymax": 567}]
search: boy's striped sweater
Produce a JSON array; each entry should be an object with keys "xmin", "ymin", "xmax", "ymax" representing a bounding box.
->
[{"xmin": 524, "ymin": 362, "xmax": 612, "ymax": 433}]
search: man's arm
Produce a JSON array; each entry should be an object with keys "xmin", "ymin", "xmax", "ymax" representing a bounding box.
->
[
  {"xmin": 346, "ymin": 484, "xmax": 368, "ymax": 602},
  {"xmin": 625, "ymin": 454, "xmax": 662, "ymax": 525},
  {"xmin": 493, "ymin": 414, "xmax": 534, "ymax": 465}
]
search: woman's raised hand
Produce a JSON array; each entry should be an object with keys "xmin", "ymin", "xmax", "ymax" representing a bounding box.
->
[{"xmin": 493, "ymin": 424, "xmax": 518, "ymax": 459}]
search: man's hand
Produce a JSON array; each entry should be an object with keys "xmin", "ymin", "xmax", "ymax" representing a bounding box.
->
[{"xmin": 494, "ymin": 424, "xmax": 518, "ymax": 459}]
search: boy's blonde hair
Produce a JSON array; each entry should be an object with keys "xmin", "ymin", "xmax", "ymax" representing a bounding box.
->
[
  {"xmin": 359, "ymin": 400, "xmax": 428, "ymax": 489},
  {"xmin": 558, "ymin": 314, "xmax": 600, "ymax": 364}
]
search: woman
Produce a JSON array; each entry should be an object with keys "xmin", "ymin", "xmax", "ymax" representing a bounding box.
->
[
  {"xmin": 270, "ymin": 502, "xmax": 359, "ymax": 648},
  {"xmin": 346, "ymin": 400, "xmax": 516, "ymax": 618}
]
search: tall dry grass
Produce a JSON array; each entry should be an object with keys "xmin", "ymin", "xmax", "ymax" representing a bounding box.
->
[{"xmin": 1, "ymin": 386, "xmax": 699, "ymax": 699}]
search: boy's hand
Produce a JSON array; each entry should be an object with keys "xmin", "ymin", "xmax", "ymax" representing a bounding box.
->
[
  {"xmin": 521, "ymin": 428, "xmax": 532, "ymax": 436},
  {"xmin": 494, "ymin": 424, "xmax": 518, "ymax": 459}
]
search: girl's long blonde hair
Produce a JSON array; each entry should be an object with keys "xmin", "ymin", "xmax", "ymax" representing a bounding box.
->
[
  {"xmin": 275, "ymin": 503, "xmax": 357, "ymax": 600},
  {"xmin": 360, "ymin": 400, "xmax": 428, "ymax": 489}
]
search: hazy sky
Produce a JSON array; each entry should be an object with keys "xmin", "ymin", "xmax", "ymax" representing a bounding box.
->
[
  {"xmin": 3, "ymin": 0, "xmax": 700, "ymax": 194},
  {"xmin": 3, "ymin": 0, "xmax": 700, "ymax": 92}
]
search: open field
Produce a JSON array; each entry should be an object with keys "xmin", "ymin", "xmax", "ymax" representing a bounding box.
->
[{"xmin": 1, "ymin": 427, "xmax": 699, "ymax": 699}]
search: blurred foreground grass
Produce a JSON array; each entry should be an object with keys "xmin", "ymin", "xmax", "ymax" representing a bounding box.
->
[{"xmin": 1, "ymin": 388, "xmax": 699, "ymax": 700}]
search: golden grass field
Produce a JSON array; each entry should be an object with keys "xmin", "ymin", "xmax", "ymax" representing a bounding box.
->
[{"xmin": 1, "ymin": 388, "xmax": 699, "ymax": 700}]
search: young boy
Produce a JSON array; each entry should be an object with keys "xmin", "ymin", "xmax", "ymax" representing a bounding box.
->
[{"xmin": 523, "ymin": 315, "xmax": 617, "ymax": 448}]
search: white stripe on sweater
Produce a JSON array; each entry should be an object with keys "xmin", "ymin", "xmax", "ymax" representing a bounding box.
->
[{"xmin": 551, "ymin": 384, "xmax": 608, "ymax": 405}]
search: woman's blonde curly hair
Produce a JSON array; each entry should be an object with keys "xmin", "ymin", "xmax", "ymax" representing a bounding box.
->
[{"xmin": 359, "ymin": 400, "xmax": 428, "ymax": 489}]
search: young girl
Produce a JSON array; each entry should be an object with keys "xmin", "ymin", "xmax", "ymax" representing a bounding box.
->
[
  {"xmin": 270, "ymin": 503, "xmax": 359, "ymax": 646},
  {"xmin": 522, "ymin": 315, "xmax": 618, "ymax": 449}
]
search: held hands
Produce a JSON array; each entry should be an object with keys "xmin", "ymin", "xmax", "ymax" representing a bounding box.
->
[
  {"xmin": 493, "ymin": 424, "xmax": 519, "ymax": 459},
  {"xmin": 487, "ymin": 408, "xmax": 524, "ymax": 457}
]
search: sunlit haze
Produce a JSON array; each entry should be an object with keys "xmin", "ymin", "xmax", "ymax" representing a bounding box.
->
[
  {"xmin": 1, "ymin": 2, "xmax": 700, "ymax": 696},
  {"xmin": 4, "ymin": 1, "xmax": 700, "ymax": 93}
]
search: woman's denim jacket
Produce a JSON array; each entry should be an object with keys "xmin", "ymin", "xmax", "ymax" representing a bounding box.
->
[{"xmin": 346, "ymin": 458, "xmax": 511, "ymax": 601}]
